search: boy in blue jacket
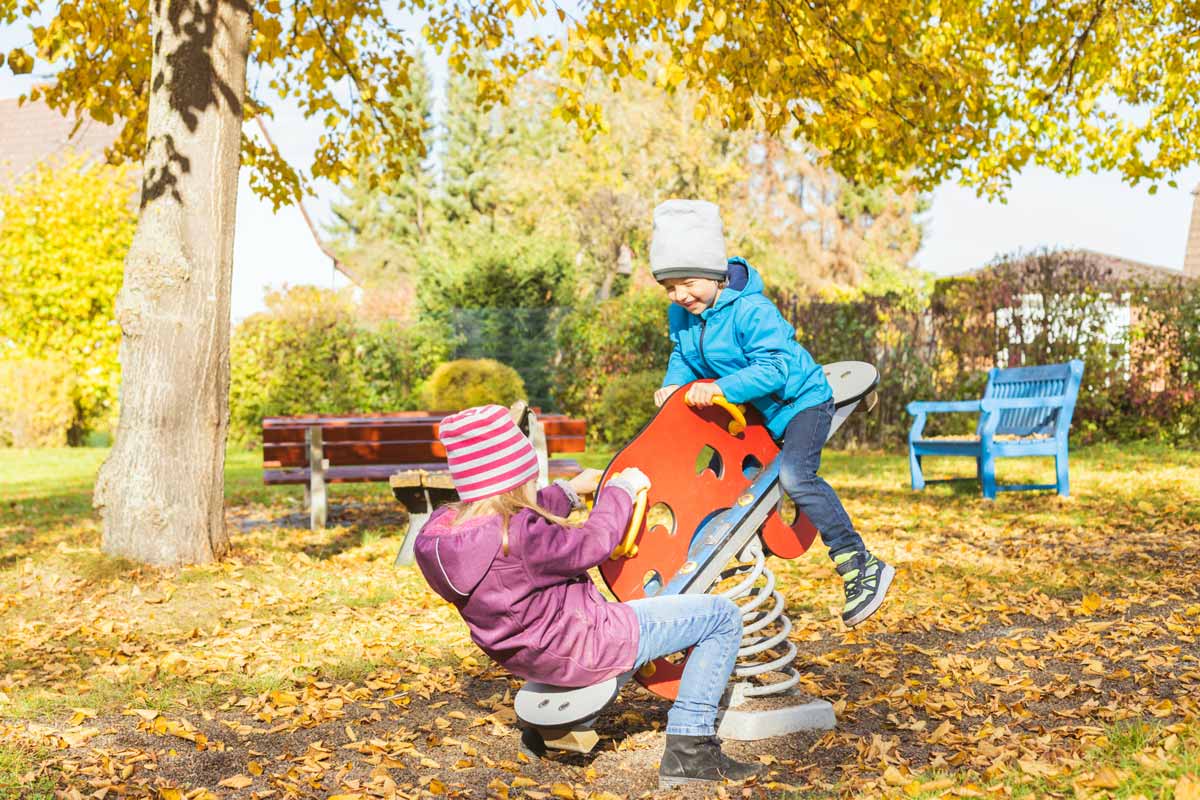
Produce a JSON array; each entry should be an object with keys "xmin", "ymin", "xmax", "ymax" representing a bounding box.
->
[{"xmin": 650, "ymin": 199, "xmax": 894, "ymax": 628}]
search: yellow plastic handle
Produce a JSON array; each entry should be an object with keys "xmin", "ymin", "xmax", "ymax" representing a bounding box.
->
[
  {"xmin": 687, "ymin": 393, "xmax": 746, "ymax": 436},
  {"xmin": 610, "ymin": 486, "xmax": 649, "ymax": 560}
]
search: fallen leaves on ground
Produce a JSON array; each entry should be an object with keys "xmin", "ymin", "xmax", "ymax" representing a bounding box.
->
[{"xmin": 1, "ymin": 445, "xmax": 1198, "ymax": 798}]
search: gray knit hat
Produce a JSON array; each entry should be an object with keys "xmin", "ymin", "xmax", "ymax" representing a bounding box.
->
[{"xmin": 649, "ymin": 200, "xmax": 728, "ymax": 282}]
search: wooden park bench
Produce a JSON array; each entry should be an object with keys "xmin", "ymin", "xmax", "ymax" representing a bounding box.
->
[
  {"xmin": 906, "ymin": 359, "xmax": 1084, "ymax": 499},
  {"xmin": 262, "ymin": 410, "xmax": 586, "ymax": 531}
]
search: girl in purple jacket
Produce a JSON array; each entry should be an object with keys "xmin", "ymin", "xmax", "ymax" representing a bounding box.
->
[{"xmin": 414, "ymin": 404, "xmax": 761, "ymax": 788}]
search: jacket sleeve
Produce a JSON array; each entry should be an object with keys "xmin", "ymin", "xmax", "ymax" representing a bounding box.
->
[
  {"xmin": 518, "ymin": 485, "xmax": 635, "ymax": 579},
  {"xmin": 715, "ymin": 300, "xmax": 792, "ymax": 403},
  {"xmin": 536, "ymin": 483, "xmax": 575, "ymax": 517},
  {"xmin": 663, "ymin": 306, "xmax": 701, "ymax": 386},
  {"xmin": 664, "ymin": 342, "xmax": 700, "ymax": 387}
]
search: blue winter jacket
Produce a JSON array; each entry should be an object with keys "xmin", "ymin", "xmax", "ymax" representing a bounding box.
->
[{"xmin": 662, "ymin": 258, "xmax": 832, "ymax": 439}]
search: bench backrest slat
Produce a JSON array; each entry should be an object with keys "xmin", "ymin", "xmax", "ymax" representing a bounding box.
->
[
  {"xmin": 980, "ymin": 360, "xmax": 1083, "ymax": 437},
  {"xmin": 261, "ymin": 412, "xmax": 587, "ymax": 468}
]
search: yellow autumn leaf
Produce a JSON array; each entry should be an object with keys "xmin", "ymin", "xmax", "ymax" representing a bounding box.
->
[
  {"xmin": 247, "ymin": 760, "xmax": 263, "ymax": 776},
  {"xmin": 218, "ymin": 775, "xmax": 254, "ymax": 789},
  {"xmin": 429, "ymin": 779, "xmax": 447, "ymax": 795},
  {"xmin": 551, "ymin": 783, "xmax": 576, "ymax": 799},
  {"xmin": 1080, "ymin": 593, "xmax": 1103, "ymax": 614},
  {"xmin": 883, "ymin": 766, "xmax": 908, "ymax": 786},
  {"xmin": 1176, "ymin": 774, "xmax": 1200, "ymax": 800},
  {"xmin": 1082, "ymin": 766, "xmax": 1124, "ymax": 788}
]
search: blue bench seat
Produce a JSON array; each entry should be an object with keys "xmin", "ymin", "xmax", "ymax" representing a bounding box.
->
[{"xmin": 906, "ymin": 360, "xmax": 1084, "ymax": 499}]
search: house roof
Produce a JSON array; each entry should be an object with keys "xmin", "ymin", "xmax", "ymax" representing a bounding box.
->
[
  {"xmin": 959, "ymin": 248, "xmax": 1194, "ymax": 285},
  {"xmin": 0, "ymin": 96, "xmax": 121, "ymax": 191}
]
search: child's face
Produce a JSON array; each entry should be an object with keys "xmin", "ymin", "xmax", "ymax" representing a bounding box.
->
[{"xmin": 661, "ymin": 277, "xmax": 721, "ymax": 315}]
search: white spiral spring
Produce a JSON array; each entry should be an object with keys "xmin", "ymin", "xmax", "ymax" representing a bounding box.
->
[{"xmin": 715, "ymin": 538, "xmax": 801, "ymax": 698}]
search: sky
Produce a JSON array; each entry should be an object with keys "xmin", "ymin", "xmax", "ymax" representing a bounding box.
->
[{"xmin": 4, "ymin": 27, "xmax": 1199, "ymax": 323}]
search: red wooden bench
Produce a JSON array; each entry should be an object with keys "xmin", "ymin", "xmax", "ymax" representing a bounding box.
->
[{"xmin": 261, "ymin": 410, "xmax": 586, "ymax": 532}]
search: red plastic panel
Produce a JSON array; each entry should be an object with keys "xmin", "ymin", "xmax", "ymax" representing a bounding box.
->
[{"xmin": 597, "ymin": 383, "xmax": 818, "ymax": 699}]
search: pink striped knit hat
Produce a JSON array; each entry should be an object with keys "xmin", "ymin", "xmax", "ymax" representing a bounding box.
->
[{"xmin": 438, "ymin": 405, "xmax": 539, "ymax": 502}]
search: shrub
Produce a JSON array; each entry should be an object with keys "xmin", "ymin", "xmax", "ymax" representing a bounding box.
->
[
  {"xmin": 594, "ymin": 370, "xmax": 661, "ymax": 446},
  {"xmin": 554, "ymin": 288, "xmax": 672, "ymax": 437},
  {"xmin": 228, "ymin": 288, "xmax": 365, "ymax": 446},
  {"xmin": 356, "ymin": 318, "xmax": 453, "ymax": 412},
  {"xmin": 0, "ymin": 358, "xmax": 75, "ymax": 447},
  {"xmin": 420, "ymin": 359, "xmax": 527, "ymax": 411},
  {"xmin": 418, "ymin": 233, "xmax": 574, "ymax": 410},
  {"xmin": 0, "ymin": 155, "xmax": 135, "ymax": 443},
  {"xmin": 227, "ymin": 286, "xmax": 454, "ymax": 447}
]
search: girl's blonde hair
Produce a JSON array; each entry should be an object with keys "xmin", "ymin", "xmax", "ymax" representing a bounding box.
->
[{"xmin": 447, "ymin": 480, "xmax": 577, "ymax": 554}]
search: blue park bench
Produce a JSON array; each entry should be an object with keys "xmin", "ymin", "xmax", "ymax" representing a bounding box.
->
[{"xmin": 906, "ymin": 359, "xmax": 1085, "ymax": 499}]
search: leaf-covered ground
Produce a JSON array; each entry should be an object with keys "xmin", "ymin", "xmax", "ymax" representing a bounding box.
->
[{"xmin": 1, "ymin": 443, "xmax": 1198, "ymax": 799}]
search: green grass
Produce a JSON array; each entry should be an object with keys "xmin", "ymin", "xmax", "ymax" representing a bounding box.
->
[{"xmin": 0, "ymin": 746, "xmax": 55, "ymax": 800}]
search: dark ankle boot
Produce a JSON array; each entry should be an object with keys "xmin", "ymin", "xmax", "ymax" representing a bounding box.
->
[{"xmin": 658, "ymin": 733, "xmax": 763, "ymax": 789}]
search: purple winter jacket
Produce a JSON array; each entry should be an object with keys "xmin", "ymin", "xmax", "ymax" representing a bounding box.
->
[{"xmin": 413, "ymin": 483, "xmax": 639, "ymax": 688}]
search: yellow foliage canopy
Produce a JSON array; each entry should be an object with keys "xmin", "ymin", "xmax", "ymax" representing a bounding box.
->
[{"xmin": 4, "ymin": 0, "xmax": 1199, "ymax": 204}]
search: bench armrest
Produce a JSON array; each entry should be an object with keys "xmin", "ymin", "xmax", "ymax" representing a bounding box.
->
[
  {"xmin": 980, "ymin": 395, "xmax": 1069, "ymax": 412},
  {"xmin": 906, "ymin": 400, "xmax": 982, "ymax": 415}
]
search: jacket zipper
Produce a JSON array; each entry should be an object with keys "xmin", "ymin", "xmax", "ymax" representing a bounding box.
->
[{"xmin": 698, "ymin": 319, "xmax": 714, "ymax": 375}]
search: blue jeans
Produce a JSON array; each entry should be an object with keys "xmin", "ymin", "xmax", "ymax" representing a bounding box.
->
[
  {"xmin": 624, "ymin": 594, "xmax": 742, "ymax": 736},
  {"xmin": 778, "ymin": 399, "xmax": 864, "ymax": 558}
]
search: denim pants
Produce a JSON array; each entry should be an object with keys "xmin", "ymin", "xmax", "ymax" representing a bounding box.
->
[
  {"xmin": 624, "ymin": 594, "xmax": 742, "ymax": 736},
  {"xmin": 778, "ymin": 398, "xmax": 864, "ymax": 558}
]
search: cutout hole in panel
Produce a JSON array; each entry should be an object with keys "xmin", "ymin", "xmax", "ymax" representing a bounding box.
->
[
  {"xmin": 742, "ymin": 454, "xmax": 763, "ymax": 480},
  {"xmin": 646, "ymin": 502, "xmax": 676, "ymax": 537},
  {"xmin": 538, "ymin": 699, "xmax": 549, "ymax": 708},
  {"xmin": 695, "ymin": 445, "xmax": 723, "ymax": 478},
  {"xmin": 778, "ymin": 495, "xmax": 797, "ymax": 526},
  {"xmin": 642, "ymin": 570, "xmax": 664, "ymax": 597}
]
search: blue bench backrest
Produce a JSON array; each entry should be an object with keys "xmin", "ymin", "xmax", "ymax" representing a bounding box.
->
[{"xmin": 979, "ymin": 361, "xmax": 1083, "ymax": 438}]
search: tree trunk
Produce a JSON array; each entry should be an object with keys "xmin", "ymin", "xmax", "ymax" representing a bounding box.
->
[{"xmin": 94, "ymin": 0, "xmax": 252, "ymax": 566}]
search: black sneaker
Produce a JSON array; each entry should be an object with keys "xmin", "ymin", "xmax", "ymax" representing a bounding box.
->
[
  {"xmin": 834, "ymin": 550, "xmax": 895, "ymax": 627},
  {"xmin": 658, "ymin": 734, "xmax": 763, "ymax": 789}
]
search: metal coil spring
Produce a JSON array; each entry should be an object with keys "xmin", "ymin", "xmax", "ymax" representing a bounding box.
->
[{"xmin": 716, "ymin": 539, "xmax": 800, "ymax": 698}]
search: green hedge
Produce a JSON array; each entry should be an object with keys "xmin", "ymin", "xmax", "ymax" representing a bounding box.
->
[{"xmin": 228, "ymin": 287, "xmax": 451, "ymax": 447}]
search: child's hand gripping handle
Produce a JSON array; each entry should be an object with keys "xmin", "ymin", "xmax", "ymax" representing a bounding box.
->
[
  {"xmin": 610, "ymin": 488, "xmax": 648, "ymax": 560},
  {"xmin": 686, "ymin": 393, "xmax": 747, "ymax": 435},
  {"xmin": 609, "ymin": 468, "xmax": 650, "ymax": 560}
]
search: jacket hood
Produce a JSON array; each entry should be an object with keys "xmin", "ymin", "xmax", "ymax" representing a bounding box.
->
[
  {"xmin": 413, "ymin": 508, "xmax": 503, "ymax": 602},
  {"xmin": 707, "ymin": 257, "xmax": 763, "ymax": 316}
]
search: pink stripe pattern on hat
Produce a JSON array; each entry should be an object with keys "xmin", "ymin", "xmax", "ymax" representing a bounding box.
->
[{"xmin": 439, "ymin": 405, "xmax": 539, "ymax": 502}]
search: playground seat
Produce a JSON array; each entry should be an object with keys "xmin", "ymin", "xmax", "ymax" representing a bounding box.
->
[{"xmin": 906, "ymin": 360, "xmax": 1084, "ymax": 499}]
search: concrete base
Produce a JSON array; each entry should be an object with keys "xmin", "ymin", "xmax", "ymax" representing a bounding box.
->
[{"xmin": 716, "ymin": 695, "xmax": 836, "ymax": 741}]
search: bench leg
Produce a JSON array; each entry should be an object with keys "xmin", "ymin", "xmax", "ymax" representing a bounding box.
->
[
  {"xmin": 1055, "ymin": 452, "xmax": 1070, "ymax": 497},
  {"xmin": 394, "ymin": 488, "xmax": 432, "ymax": 567},
  {"xmin": 980, "ymin": 452, "xmax": 998, "ymax": 500},
  {"xmin": 307, "ymin": 427, "xmax": 327, "ymax": 529},
  {"xmin": 908, "ymin": 446, "xmax": 925, "ymax": 490}
]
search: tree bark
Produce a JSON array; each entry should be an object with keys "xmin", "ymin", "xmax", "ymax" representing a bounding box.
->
[{"xmin": 94, "ymin": 0, "xmax": 252, "ymax": 566}]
